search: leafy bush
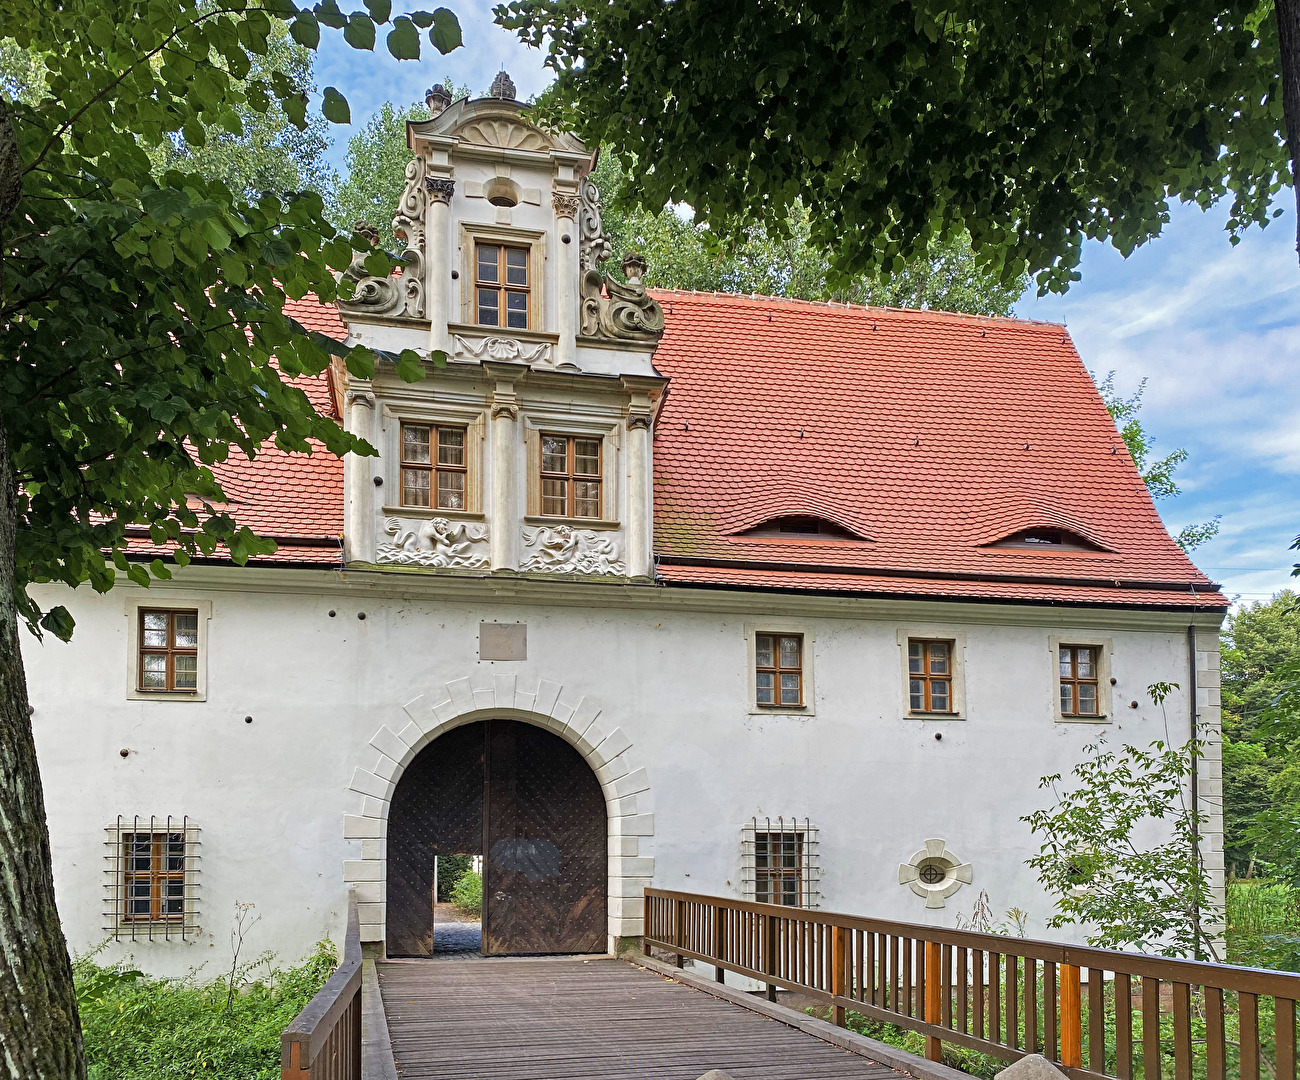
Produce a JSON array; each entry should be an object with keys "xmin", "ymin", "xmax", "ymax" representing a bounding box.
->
[
  {"xmin": 449, "ymin": 869, "xmax": 482, "ymax": 916},
  {"xmin": 1227, "ymin": 879, "xmax": 1300, "ymax": 972},
  {"xmin": 74, "ymin": 943, "xmax": 335, "ymax": 1080},
  {"xmin": 436, "ymin": 854, "xmax": 473, "ymax": 903},
  {"xmin": 845, "ymin": 1013, "xmax": 1002, "ymax": 1079}
]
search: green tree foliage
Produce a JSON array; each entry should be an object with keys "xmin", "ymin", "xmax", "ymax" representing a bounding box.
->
[
  {"xmin": 329, "ymin": 80, "xmax": 468, "ymax": 245},
  {"xmin": 1221, "ymin": 592, "xmax": 1300, "ymax": 882},
  {"xmin": 590, "ymin": 152, "xmax": 1026, "ymax": 316},
  {"xmin": 499, "ymin": 0, "xmax": 1295, "ymax": 294},
  {"xmin": 148, "ymin": 22, "xmax": 335, "ymax": 200},
  {"xmin": 1023, "ymin": 686, "xmax": 1219, "ymax": 960},
  {"xmin": 449, "ymin": 869, "xmax": 483, "ymax": 916},
  {"xmin": 0, "ymin": 1, "xmax": 458, "ymax": 1074},
  {"xmin": 1093, "ymin": 372, "xmax": 1221, "ymax": 551}
]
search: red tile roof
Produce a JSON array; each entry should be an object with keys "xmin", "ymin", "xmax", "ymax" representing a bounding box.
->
[
  {"xmin": 647, "ymin": 291, "xmax": 1225, "ymax": 610},
  {"xmin": 159, "ymin": 292, "xmax": 1224, "ymax": 609}
]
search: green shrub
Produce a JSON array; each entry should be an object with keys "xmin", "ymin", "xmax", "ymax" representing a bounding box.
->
[
  {"xmin": 844, "ymin": 1013, "xmax": 1003, "ymax": 1079},
  {"xmin": 436, "ymin": 854, "xmax": 473, "ymax": 903},
  {"xmin": 449, "ymin": 869, "xmax": 482, "ymax": 916},
  {"xmin": 1227, "ymin": 879, "xmax": 1300, "ymax": 971},
  {"xmin": 74, "ymin": 943, "xmax": 336, "ymax": 1080}
]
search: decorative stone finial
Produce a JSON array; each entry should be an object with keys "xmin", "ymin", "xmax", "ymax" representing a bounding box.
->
[
  {"xmin": 621, "ymin": 251, "xmax": 647, "ymax": 287},
  {"xmin": 425, "ymin": 83, "xmax": 452, "ymax": 116},
  {"xmin": 489, "ymin": 70, "xmax": 516, "ymax": 100}
]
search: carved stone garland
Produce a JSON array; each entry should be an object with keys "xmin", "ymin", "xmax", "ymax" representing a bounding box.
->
[
  {"xmin": 521, "ymin": 525, "xmax": 626, "ymax": 576},
  {"xmin": 378, "ymin": 517, "xmax": 490, "ymax": 569},
  {"xmin": 338, "ymin": 157, "xmax": 429, "ymax": 320}
]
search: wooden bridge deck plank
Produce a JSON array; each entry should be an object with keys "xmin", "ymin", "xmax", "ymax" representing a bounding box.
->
[{"xmin": 377, "ymin": 957, "xmax": 907, "ymax": 1080}]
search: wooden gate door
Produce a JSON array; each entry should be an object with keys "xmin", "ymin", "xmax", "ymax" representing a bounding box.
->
[
  {"xmin": 482, "ymin": 720, "xmax": 607, "ymax": 955},
  {"xmin": 386, "ymin": 722, "xmax": 485, "ymax": 957}
]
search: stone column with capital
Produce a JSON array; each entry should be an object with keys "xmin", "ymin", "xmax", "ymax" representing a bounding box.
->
[
  {"xmin": 344, "ymin": 388, "xmax": 376, "ymax": 564},
  {"xmin": 426, "ymin": 176, "xmax": 455, "ymax": 357},
  {"xmin": 625, "ymin": 410, "xmax": 653, "ymax": 577},
  {"xmin": 487, "ymin": 370, "xmax": 523, "ymax": 570},
  {"xmin": 553, "ymin": 190, "xmax": 582, "ymax": 366}
]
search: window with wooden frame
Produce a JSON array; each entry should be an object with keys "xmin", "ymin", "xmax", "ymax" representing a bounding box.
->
[
  {"xmin": 1059, "ymin": 645, "xmax": 1101, "ymax": 717},
  {"xmin": 104, "ymin": 816, "xmax": 199, "ymax": 941},
  {"xmin": 540, "ymin": 433, "xmax": 602, "ymax": 518},
  {"xmin": 755, "ymin": 633, "xmax": 803, "ymax": 708},
  {"xmin": 138, "ymin": 610, "xmax": 199, "ymax": 693},
  {"xmin": 741, "ymin": 818, "xmax": 820, "ymax": 907},
  {"xmin": 400, "ymin": 422, "xmax": 467, "ymax": 510},
  {"xmin": 908, "ymin": 639, "xmax": 953, "ymax": 713},
  {"xmin": 755, "ymin": 830, "xmax": 804, "ymax": 906},
  {"xmin": 475, "ymin": 242, "xmax": 529, "ymax": 329}
]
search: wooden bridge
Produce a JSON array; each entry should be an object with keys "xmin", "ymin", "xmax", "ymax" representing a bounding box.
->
[{"xmin": 282, "ymin": 890, "xmax": 1300, "ymax": 1080}]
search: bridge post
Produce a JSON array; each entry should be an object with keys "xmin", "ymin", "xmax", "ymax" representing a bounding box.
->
[
  {"xmin": 765, "ymin": 913, "xmax": 778, "ymax": 1002},
  {"xmin": 925, "ymin": 939, "xmax": 943, "ymax": 1061},
  {"xmin": 832, "ymin": 925, "xmax": 847, "ymax": 1027},
  {"xmin": 675, "ymin": 898, "xmax": 686, "ymax": 968}
]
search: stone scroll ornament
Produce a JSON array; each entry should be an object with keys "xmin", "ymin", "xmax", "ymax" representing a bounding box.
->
[
  {"xmin": 575, "ymin": 175, "xmax": 665, "ymax": 343},
  {"xmin": 521, "ymin": 525, "xmax": 626, "ymax": 575},
  {"xmin": 378, "ymin": 517, "xmax": 490, "ymax": 569},
  {"xmin": 337, "ymin": 157, "xmax": 430, "ymax": 320}
]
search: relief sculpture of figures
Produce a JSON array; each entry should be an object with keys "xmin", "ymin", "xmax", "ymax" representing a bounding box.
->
[
  {"xmin": 378, "ymin": 517, "xmax": 490, "ymax": 568},
  {"xmin": 580, "ymin": 251, "xmax": 665, "ymax": 342},
  {"xmin": 521, "ymin": 525, "xmax": 626, "ymax": 576}
]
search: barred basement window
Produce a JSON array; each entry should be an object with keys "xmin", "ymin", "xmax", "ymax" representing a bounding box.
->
[
  {"xmin": 740, "ymin": 818, "xmax": 820, "ymax": 908},
  {"xmin": 138, "ymin": 609, "xmax": 199, "ymax": 692},
  {"xmin": 104, "ymin": 816, "xmax": 200, "ymax": 940}
]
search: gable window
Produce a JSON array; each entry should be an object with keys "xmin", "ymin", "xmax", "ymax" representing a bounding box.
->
[
  {"xmin": 756, "ymin": 633, "xmax": 803, "ymax": 707},
  {"xmin": 400, "ymin": 422, "xmax": 467, "ymax": 510},
  {"xmin": 741, "ymin": 818, "xmax": 820, "ymax": 907},
  {"xmin": 1060, "ymin": 645, "xmax": 1101, "ymax": 717},
  {"xmin": 908, "ymin": 639, "xmax": 953, "ymax": 713},
  {"xmin": 105, "ymin": 816, "xmax": 199, "ymax": 940},
  {"xmin": 741, "ymin": 516, "xmax": 865, "ymax": 540},
  {"xmin": 475, "ymin": 242, "xmax": 529, "ymax": 329},
  {"xmin": 139, "ymin": 610, "xmax": 198, "ymax": 693},
  {"xmin": 540, "ymin": 434, "xmax": 601, "ymax": 518}
]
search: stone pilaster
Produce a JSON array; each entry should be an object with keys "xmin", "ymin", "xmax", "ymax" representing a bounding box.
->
[
  {"xmin": 425, "ymin": 175, "xmax": 455, "ymax": 356},
  {"xmin": 553, "ymin": 189, "xmax": 581, "ymax": 366},
  {"xmin": 343, "ymin": 388, "xmax": 376, "ymax": 564}
]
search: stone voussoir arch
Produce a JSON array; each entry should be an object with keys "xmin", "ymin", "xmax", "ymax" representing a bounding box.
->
[{"xmin": 342, "ymin": 674, "xmax": 654, "ymax": 947}]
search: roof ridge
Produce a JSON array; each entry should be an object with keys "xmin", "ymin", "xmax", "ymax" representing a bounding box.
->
[{"xmin": 647, "ymin": 288, "xmax": 1063, "ymax": 329}]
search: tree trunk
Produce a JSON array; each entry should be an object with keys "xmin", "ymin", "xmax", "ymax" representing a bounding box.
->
[
  {"xmin": 1278, "ymin": 0, "xmax": 1300, "ymax": 260},
  {"xmin": 0, "ymin": 416, "xmax": 86, "ymax": 1080}
]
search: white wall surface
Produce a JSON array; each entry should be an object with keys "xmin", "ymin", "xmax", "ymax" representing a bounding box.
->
[{"xmin": 23, "ymin": 567, "xmax": 1222, "ymax": 977}]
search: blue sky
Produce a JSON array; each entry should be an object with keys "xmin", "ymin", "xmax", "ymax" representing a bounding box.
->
[{"xmin": 315, "ymin": 7, "xmax": 1299, "ymax": 608}]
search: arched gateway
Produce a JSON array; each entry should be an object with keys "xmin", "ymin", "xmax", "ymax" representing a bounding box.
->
[
  {"xmin": 343, "ymin": 678, "xmax": 655, "ymax": 955},
  {"xmin": 387, "ymin": 720, "xmax": 606, "ymax": 956}
]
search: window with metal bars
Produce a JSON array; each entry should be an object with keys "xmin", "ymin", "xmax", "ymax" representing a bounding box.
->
[
  {"xmin": 138, "ymin": 610, "xmax": 198, "ymax": 692},
  {"xmin": 104, "ymin": 816, "xmax": 199, "ymax": 940},
  {"xmin": 755, "ymin": 633, "xmax": 802, "ymax": 707},
  {"xmin": 908, "ymin": 639, "xmax": 953, "ymax": 713},
  {"xmin": 475, "ymin": 243, "xmax": 529, "ymax": 329},
  {"xmin": 539, "ymin": 433, "xmax": 602, "ymax": 518},
  {"xmin": 741, "ymin": 818, "xmax": 819, "ymax": 908},
  {"xmin": 400, "ymin": 422, "xmax": 467, "ymax": 510},
  {"xmin": 1060, "ymin": 645, "xmax": 1101, "ymax": 716}
]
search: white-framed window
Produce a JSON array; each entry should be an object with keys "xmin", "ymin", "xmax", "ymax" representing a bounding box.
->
[
  {"xmin": 103, "ymin": 816, "xmax": 200, "ymax": 940},
  {"xmin": 1050, "ymin": 634, "xmax": 1113, "ymax": 722},
  {"xmin": 380, "ymin": 404, "xmax": 486, "ymax": 519},
  {"xmin": 125, "ymin": 598, "xmax": 212, "ymax": 701},
  {"xmin": 896, "ymin": 628, "xmax": 967, "ymax": 718},
  {"xmin": 744, "ymin": 621, "xmax": 815, "ymax": 715},
  {"xmin": 741, "ymin": 818, "xmax": 820, "ymax": 908}
]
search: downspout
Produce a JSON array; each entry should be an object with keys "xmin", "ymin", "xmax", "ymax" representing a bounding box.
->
[{"xmin": 1187, "ymin": 623, "xmax": 1201, "ymax": 959}]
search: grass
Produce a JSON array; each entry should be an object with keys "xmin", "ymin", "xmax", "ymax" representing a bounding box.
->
[{"xmin": 74, "ymin": 942, "xmax": 336, "ymax": 1080}]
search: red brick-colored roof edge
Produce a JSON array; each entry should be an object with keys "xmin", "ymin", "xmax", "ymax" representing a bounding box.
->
[{"xmin": 140, "ymin": 293, "xmax": 1224, "ymax": 611}]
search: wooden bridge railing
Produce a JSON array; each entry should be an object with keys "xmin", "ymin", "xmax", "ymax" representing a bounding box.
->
[
  {"xmin": 281, "ymin": 892, "xmax": 362, "ymax": 1080},
  {"xmin": 645, "ymin": 888, "xmax": 1300, "ymax": 1080}
]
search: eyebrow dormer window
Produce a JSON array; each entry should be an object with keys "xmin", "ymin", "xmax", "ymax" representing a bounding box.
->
[
  {"xmin": 741, "ymin": 516, "xmax": 864, "ymax": 540},
  {"xmin": 990, "ymin": 527, "xmax": 1104, "ymax": 552},
  {"xmin": 476, "ymin": 243, "xmax": 529, "ymax": 329}
]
